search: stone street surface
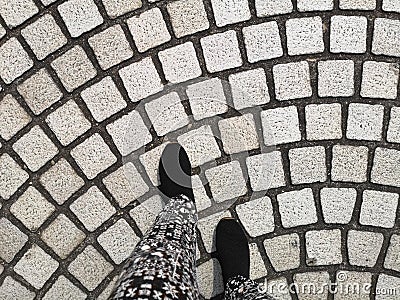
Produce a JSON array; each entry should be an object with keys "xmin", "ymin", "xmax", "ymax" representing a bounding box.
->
[{"xmin": 1, "ymin": 0, "xmax": 400, "ymax": 299}]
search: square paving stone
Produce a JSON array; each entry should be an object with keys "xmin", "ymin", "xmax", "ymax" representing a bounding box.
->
[
  {"xmin": 236, "ymin": 196, "xmax": 274, "ymax": 237},
  {"xmin": 127, "ymin": 8, "xmax": 170, "ymax": 52},
  {"xmin": 70, "ymin": 133, "xmax": 117, "ymax": 180},
  {"xmin": 145, "ymin": 92, "xmax": 189, "ymax": 136},
  {"xmin": 289, "ymin": 146, "xmax": 327, "ymax": 184},
  {"xmin": 88, "ymin": 25, "xmax": 133, "ymax": 70},
  {"xmin": 335, "ymin": 271, "xmax": 372, "ymax": 300},
  {"xmin": 360, "ymin": 190, "xmax": 399, "ymax": 228},
  {"xmin": 10, "ymin": 187, "xmax": 55, "ymax": 231},
  {"xmin": 376, "ymin": 274, "xmax": 400, "ymax": 299},
  {"xmin": 264, "ymin": 277, "xmax": 291, "ymax": 300},
  {"xmin": 263, "ymin": 233, "xmax": 300, "ymax": 272},
  {"xmin": 17, "ymin": 68, "xmax": 63, "ymax": 115},
  {"xmin": 197, "ymin": 259, "xmax": 224, "ymax": 298},
  {"xmin": 102, "ymin": 0, "xmax": 142, "ymax": 18},
  {"xmin": 81, "ymin": 76, "xmax": 127, "ymax": 122},
  {"xmin": 384, "ymin": 234, "xmax": 400, "ymax": 272},
  {"xmin": 200, "ymin": 30, "xmax": 242, "ymax": 73},
  {"xmin": 371, "ymin": 147, "xmax": 400, "ymax": 188},
  {"xmin": 40, "ymin": 158, "xmax": 84, "ymax": 204},
  {"xmin": 42, "ymin": 275, "xmax": 86, "ymax": 300},
  {"xmin": 297, "ymin": 0, "xmax": 333, "ymax": 11},
  {"xmin": 286, "ymin": 17, "xmax": 324, "ymax": 56},
  {"xmin": 51, "ymin": 46, "xmax": 97, "ymax": 92},
  {"xmin": 360, "ymin": 61, "xmax": 399, "ymax": 99},
  {"xmin": 243, "ymin": 22, "xmax": 283, "ymax": 63},
  {"xmin": 139, "ymin": 143, "xmax": 168, "ymax": 185},
  {"xmin": 305, "ymin": 229, "xmax": 342, "ymax": 266},
  {"xmin": 58, "ymin": 0, "xmax": 103, "ymax": 37},
  {"xmin": 198, "ymin": 210, "xmax": 231, "ymax": 253},
  {"xmin": 0, "ymin": 94, "xmax": 31, "ymax": 141},
  {"xmin": 0, "ymin": 154, "xmax": 29, "ymax": 200},
  {"xmin": 210, "ymin": 0, "xmax": 250, "ymax": 27},
  {"xmin": 261, "ymin": 106, "xmax": 301, "ymax": 145},
  {"xmin": 70, "ymin": 186, "xmax": 116, "ymax": 232},
  {"xmin": 273, "ymin": 61, "xmax": 312, "ymax": 100},
  {"xmin": 41, "ymin": 214, "xmax": 86, "ymax": 259},
  {"xmin": 382, "ymin": 0, "xmax": 400, "ymax": 12},
  {"xmin": 97, "ymin": 276, "xmax": 118, "ymax": 300},
  {"xmin": 192, "ymin": 176, "xmax": 212, "ymax": 211},
  {"xmin": 331, "ymin": 145, "xmax": 369, "ymax": 183},
  {"xmin": 372, "ymin": 18, "xmax": 400, "ymax": 57},
  {"xmin": 346, "ymin": 103, "xmax": 384, "ymax": 141},
  {"xmin": 255, "ymin": 0, "xmax": 293, "ymax": 17},
  {"xmin": 0, "ymin": 0, "xmax": 38, "ymax": 28},
  {"xmin": 103, "ymin": 163, "xmax": 149, "ymax": 208},
  {"xmin": 97, "ymin": 219, "xmax": 140, "ymax": 264},
  {"xmin": 13, "ymin": 125, "xmax": 58, "ymax": 172},
  {"xmin": 249, "ymin": 243, "xmax": 267, "ymax": 280},
  {"xmin": 387, "ymin": 107, "xmax": 400, "ymax": 143},
  {"xmin": 68, "ymin": 245, "xmax": 113, "ymax": 291},
  {"xmin": 318, "ymin": 60, "xmax": 354, "ymax": 97},
  {"xmin": 167, "ymin": 0, "xmax": 209, "ymax": 38},
  {"xmin": 186, "ymin": 78, "xmax": 228, "ymax": 121},
  {"xmin": 21, "ymin": 14, "xmax": 67, "ymax": 60},
  {"xmin": 246, "ymin": 151, "xmax": 286, "ymax": 190},
  {"xmin": 229, "ymin": 68, "xmax": 270, "ymax": 110},
  {"xmin": 330, "ymin": 16, "xmax": 368, "ymax": 54},
  {"xmin": 277, "ymin": 188, "xmax": 317, "ymax": 228},
  {"xmin": 320, "ymin": 187, "xmax": 357, "ymax": 224},
  {"xmin": 0, "ymin": 276, "xmax": 35, "ymax": 300},
  {"xmin": 205, "ymin": 160, "xmax": 246, "ymax": 203},
  {"xmin": 158, "ymin": 42, "xmax": 202, "ymax": 83},
  {"xmin": 130, "ymin": 195, "xmax": 165, "ymax": 233},
  {"xmin": 14, "ymin": 244, "xmax": 59, "ymax": 289},
  {"xmin": 0, "ymin": 37, "xmax": 33, "ymax": 84},
  {"xmin": 119, "ymin": 57, "xmax": 163, "ymax": 102},
  {"xmin": 46, "ymin": 99, "xmax": 91, "ymax": 146},
  {"xmin": 294, "ymin": 272, "xmax": 330, "ymax": 299},
  {"xmin": 218, "ymin": 114, "xmax": 259, "ymax": 154},
  {"xmin": 305, "ymin": 103, "xmax": 342, "ymax": 140},
  {"xmin": 339, "ymin": 0, "xmax": 376, "ymax": 9},
  {"xmin": 0, "ymin": 218, "xmax": 28, "ymax": 262},
  {"xmin": 347, "ymin": 230, "xmax": 383, "ymax": 267}
]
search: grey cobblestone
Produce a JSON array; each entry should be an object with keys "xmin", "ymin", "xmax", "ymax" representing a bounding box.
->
[
  {"xmin": 330, "ymin": 16, "xmax": 367, "ymax": 54},
  {"xmin": 320, "ymin": 187, "xmax": 357, "ymax": 224},
  {"xmin": 331, "ymin": 145, "xmax": 369, "ymax": 182},
  {"xmin": 305, "ymin": 103, "xmax": 342, "ymax": 140},
  {"xmin": 346, "ymin": 103, "xmax": 384, "ymax": 141},
  {"xmin": 371, "ymin": 147, "xmax": 400, "ymax": 187},
  {"xmin": 372, "ymin": 18, "xmax": 400, "ymax": 57},
  {"xmin": 211, "ymin": 0, "xmax": 250, "ymax": 27},
  {"xmin": 255, "ymin": 0, "xmax": 293, "ymax": 17},
  {"xmin": 294, "ymin": 271, "xmax": 330, "ymax": 299},
  {"xmin": 305, "ymin": 229, "xmax": 342, "ymax": 266},
  {"xmin": 289, "ymin": 146, "xmax": 327, "ymax": 184},
  {"xmin": 376, "ymin": 274, "xmax": 400, "ymax": 300},
  {"xmin": 42, "ymin": 276, "xmax": 86, "ymax": 300},
  {"xmin": 0, "ymin": 153, "xmax": 29, "ymax": 199},
  {"xmin": 360, "ymin": 190, "xmax": 398, "ymax": 228},
  {"xmin": 0, "ymin": 0, "xmax": 38, "ymax": 28},
  {"xmin": 197, "ymin": 259, "xmax": 224, "ymax": 298},
  {"xmin": 0, "ymin": 277, "xmax": 35, "ymax": 300},
  {"xmin": 318, "ymin": 60, "xmax": 354, "ymax": 97},
  {"xmin": 192, "ymin": 176, "xmax": 212, "ymax": 211},
  {"xmin": 130, "ymin": 195, "xmax": 164, "ymax": 233},
  {"xmin": 0, "ymin": 217, "xmax": 28, "ymax": 262},
  {"xmin": 334, "ymin": 271, "xmax": 372, "ymax": 300},
  {"xmin": 339, "ymin": 0, "xmax": 376, "ymax": 10},
  {"xmin": 387, "ymin": 107, "xmax": 400, "ymax": 143},
  {"xmin": 264, "ymin": 233, "xmax": 300, "ymax": 271},
  {"xmin": 249, "ymin": 243, "xmax": 267, "ymax": 280},
  {"xmin": 347, "ymin": 230, "xmax": 383, "ymax": 267},
  {"xmin": 382, "ymin": 0, "xmax": 400, "ymax": 12},
  {"xmin": 0, "ymin": 94, "xmax": 31, "ymax": 141},
  {"xmin": 139, "ymin": 144, "xmax": 168, "ymax": 185},
  {"xmin": 198, "ymin": 210, "xmax": 231, "ymax": 253},
  {"xmin": 384, "ymin": 234, "xmax": 400, "ymax": 272},
  {"xmin": 297, "ymin": 0, "xmax": 333, "ymax": 11},
  {"xmin": 101, "ymin": 0, "xmax": 142, "ymax": 18}
]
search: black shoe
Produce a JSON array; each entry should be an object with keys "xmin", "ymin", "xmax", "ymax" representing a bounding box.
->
[
  {"xmin": 216, "ymin": 218, "xmax": 250, "ymax": 285},
  {"xmin": 158, "ymin": 143, "xmax": 194, "ymax": 201}
]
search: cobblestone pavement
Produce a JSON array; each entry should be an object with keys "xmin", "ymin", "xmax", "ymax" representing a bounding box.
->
[{"xmin": 1, "ymin": 0, "xmax": 400, "ymax": 299}]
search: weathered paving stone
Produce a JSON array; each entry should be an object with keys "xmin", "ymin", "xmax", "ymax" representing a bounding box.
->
[
  {"xmin": 197, "ymin": 259, "xmax": 224, "ymax": 298},
  {"xmin": 297, "ymin": 0, "xmax": 333, "ymax": 11},
  {"xmin": 360, "ymin": 190, "xmax": 399, "ymax": 228},
  {"xmin": 334, "ymin": 271, "xmax": 372, "ymax": 300},
  {"xmin": 339, "ymin": 0, "xmax": 376, "ymax": 10},
  {"xmin": 97, "ymin": 218, "xmax": 140, "ymax": 264},
  {"xmin": 318, "ymin": 60, "xmax": 355, "ymax": 97},
  {"xmin": 158, "ymin": 42, "xmax": 202, "ymax": 83},
  {"xmin": 387, "ymin": 107, "xmax": 400, "ymax": 143},
  {"xmin": 360, "ymin": 61, "xmax": 399, "ymax": 99},
  {"xmin": 10, "ymin": 187, "xmax": 55, "ymax": 231},
  {"xmin": 70, "ymin": 186, "xmax": 116, "ymax": 232},
  {"xmin": 17, "ymin": 68, "xmax": 63, "ymax": 115},
  {"xmin": 289, "ymin": 146, "xmax": 327, "ymax": 184},
  {"xmin": 255, "ymin": 0, "xmax": 293, "ymax": 17},
  {"xmin": 371, "ymin": 147, "xmax": 400, "ymax": 188},
  {"xmin": 320, "ymin": 187, "xmax": 357, "ymax": 224},
  {"xmin": 293, "ymin": 271, "xmax": 330, "ymax": 299},
  {"xmin": 382, "ymin": 0, "xmax": 400, "ymax": 12},
  {"xmin": 0, "ymin": 0, "xmax": 38, "ymax": 28},
  {"xmin": 13, "ymin": 125, "xmax": 58, "ymax": 172},
  {"xmin": 127, "ymin": 8, "xmax": 170, "ymax": 52},
  {"xmin": 347, "ymin": 230, "xmax": 383, "ymax": 267},
  {"xmin": 101, "ymin": 0, "xmax": 142, "ymax": 18},
  {"xmin": 68, "ymin": 245, "xmax": 113, "ymax": 291},
  {"xmin": 264, "ymin": 233, "xmax": 300, "ymax": 271},
  {"xmin": 277, "ymin": 188, "xmax": 318, "ymax": 228},
  {"xmin": 372, "ymin": 18, "xmax": 400, "ymax": 57},
  {"xmin": 210, "ymin": 0, "xmax": 251, "ymax": 27},
  {"xmin": 305, "ymin": 103, "xmax": 342, "ymax": 140},
  {"xmin": 167, "ymin": 0, "xmax": 209, "ymax": 38},
  {"xmin": 200, "ymin": 30, "xmax": 242, "ymax": 73},
  {"xmin": 0, "ymin": 37, "xmax": 33, "ymax": 84},
  {"xmin": 14, "ymin": 244, "xmax": 59, "ymax": 289},
  {"xmin": 346, "ymin": 103, "xmax": 384, "ymax": 141},
  {"xmin": 286, "ymin": 17, "xmax": 324, "ymax": 56},
  {"xmin": 0, "ymin": 94, "xmax": 31, "ymax": 141},
  {"xmin": 384, "ymin": 234, "xmax": 400, "ymax": 272},
  {"xmin": 88, "ymin": 25, "xmax": 133, "ymax": 70},
  {"xmin": 58, "ymin": 0, "xmax": 103, "ymax": 38},
  {"xmin": 198, "ymin": 210, "xmax": 231, "ymax": 253},
  {"xmin": 236, "ymin": 196, "xmax": 275, "ymax": 237},
  {"xmin": 42, "ymin": 276, "xmax": 86, "ymax": 300},
  {"xmin": 21, "ymin": 14, "xmax": 67, "ymax": 60},
  {"xmin": 331, "ymin": 145, "xmax": 369, "ymax": 183},
  {"xmin": 305, "ymin": 229, "xmax": 342, "ymax": 266},
  {"xmin": 41, "ymin": 214, "xmax": 85, "ymax": 259},
  {"xmin": 243, "ymin": 22, "xmax": 282, "ymax": 63},
  {"xmin": 139, "ymin": 143, "xmax": 168, "ymax": 185},
  {"xmin": 192, "ymin": 175, "xmax": 212, "ymax": 211},
  {"xmin": 330, "ymin": 16, "xmax": 368, "ymax": 54},
  {"xmin": 273, "ymin": 61, "xmax": 312, "ymax": 101},
  {"xmin": 248, "ymin": 243, "xmax": 267, "ymax": 280},
  {"xmin": 46, "ymin": 99, "xmax": 91, "ymax": 146},
  {"xmin": 229, "ymin": 68, "xmax": 270, "ymax": 110},
  {"xmin": 0, "ymin": 276, "xmax": 35, "ymax": 300},
  {"xmin": 51, "ymin": 46, "xmax": 97, "ymax": 92},
  {"xmin": 0, "ymin": 154, "xmax": 29, "ymax": 200},
  {"xmin": 130, "ymin": 195, "xmax": 165, "ymax": 233},
  {"xmin": 0, "ymin": 218, "xmax": 28, "ymax": 262},
  {"xmin": 40, "ymin": 158, "xmax": 84, "ymax": 205},
  {"xmin": 376, "ymin": 274, "xmax": 400, "ymax": 300}
]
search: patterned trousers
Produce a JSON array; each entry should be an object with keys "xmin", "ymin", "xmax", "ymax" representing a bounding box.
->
[{"xmin": 111, "ymin": 194, "xmax": 274, "ymax": 300}]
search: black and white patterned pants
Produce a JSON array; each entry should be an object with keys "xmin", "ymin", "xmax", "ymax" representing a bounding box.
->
[{"xmin": 111, "ymin": 194, "xmax": 274, "ymax": 299}]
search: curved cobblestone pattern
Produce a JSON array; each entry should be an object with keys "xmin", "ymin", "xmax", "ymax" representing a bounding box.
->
[{"xmin": 0, "ymin": 0, "xmax": 400, "ymax": 299}]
